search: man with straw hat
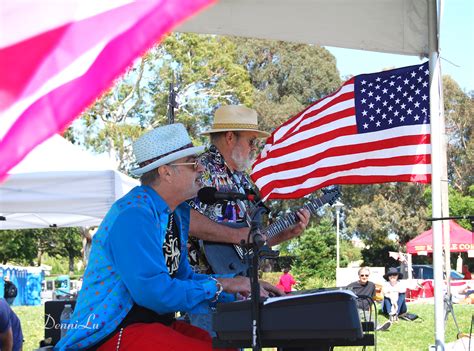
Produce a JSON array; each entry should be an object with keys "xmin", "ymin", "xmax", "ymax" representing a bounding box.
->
[
  {"xmin": 186, "ymin": 106, "xmax": 310, "ymax": 334},
  {"xmin": 56, "ymin": 123, "xmax": 282, "ymax": 351}
]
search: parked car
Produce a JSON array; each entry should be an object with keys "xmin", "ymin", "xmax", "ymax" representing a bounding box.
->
[{"xmin": 397, "ymin": 264, "xmax": 465, "ymax": 280}]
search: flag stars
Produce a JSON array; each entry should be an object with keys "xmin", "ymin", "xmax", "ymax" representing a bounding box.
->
[
  {"xmin": 414, "ymin": 114, "xmax": 420, "ymax": 121},
  {"xmin": 408, "ymin": 96, "xmax": 414, "ymax": 102},
  {"xmin": 400, "ymin": 103, "xmax": 406, "ymax": 109},
  {"xmin": 389, "ymin": 93, "xmax": 395, "ymax": 99},
  {"xmin": 375, "ymin": 95, "xmax": 381, "ymax": 101},
  {"xmin": 394, "ymin": 110, "xmax": 399, "ymax": 116},
  {"xmin": 382, "ymin": 113, "xmax": 387, "ymax": 119},
  {"xmin": 361, "ymin": 80, "xmax": 367, "ymax": 85},
  {"xmin": 375, "ymin": 84, "xmax": 380, "ymax": 90},
  {"xmin": 376, "ymin": 108, "xmax": 381, "ymax": 114},
  {"xmin": 404, "ymin": 78, "xmax": 409, "ymax": 85},
  {"xmin": 400, "ymin": 116, "xmax": 406, "ymax": 122},
  {"xmin": 407, "ymin": 108, "xmax": 413, "ymax": 115},
  {"xmin": 363, "ymin": 123, "xmax": 369, "ymax": 129},
  {"xmin": 368, "ymin": 91, "xmax": 374, "ymax": 97},
  {"xmin": 369, "ymin": 116, "xmax": 375, "ymax": 121},
  {"xmin": 368, "ymin": 82, "xmax": 373, "ymax": 87},
  {"xmin": 368, "ymin": 102, "xmax": 374, "ymax": 109},
  {"xmin": 362, "ymin": 110, "xmax": 368, "ymax": 116},
  {"xmin": 421, "ymin": 107, "xmax": 427, "ymax": 114},
  {"xmin": 389, "ymin": 81, "xmax": 395, "ymax": 86},
  {"xmin": 422, "ymin": 81, "xmax": 428, "ymax": 87},
  {"xmin": 376, "ymin": 77, "xmax": 381, "ymax": 82},
  {"xmin": 417, "ymin": 77, "xmax": 423, "ymax": 83},
  {"xmin": 422, "ymin": 94, "xmax": 428, "ymax": 101},
  {"xmin": 396, "ymin": 86, "xmax": 402, "ymax": 92},
  {"xmin": 395, "ymin": 98, "xmax": 400, "ymax": 104},
  {"xmin": 388, "ymin": 106, "xmax": 393, "ymax": 111},
  {"xmin": 410, "ymin": 84, "xmax": 415, "ymax": 90},
  {"xmin": 376, "ymin": 121, "xmax": 381, "ymax": 127},
  {"xmin": 382, "ymin": 88, "xmax": 388, "ymax": 94},
  {"xmin": 388, "ymin": 119, "xmax": 393, "ymax": 124},
  {"xmin": 424, "ymin": 69, "xmax": 429, "ymax": 75},
  {"xmin": 361, "ymin": 98, "xmax": 367, "ymax": 104},
  {"xmin": 414, "ymin": 102, "xmax": 420, "ymax": 108},
  {"xmin": 383, "ymin": 100, "xmax": 388, "ymax": 106},
  {"xmin": 415, "ymin": 89, "xmax": 421, "ymax": 95}
]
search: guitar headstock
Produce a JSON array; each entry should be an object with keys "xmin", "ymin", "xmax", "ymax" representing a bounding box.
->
[{"xmin": 320, "ymin": 185, "xmax": 341, "ymax": 206}]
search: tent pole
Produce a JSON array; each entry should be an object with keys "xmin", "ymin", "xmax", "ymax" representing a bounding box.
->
[{"xmin": 428, "ymin": 0, "xmax": 445, "ymax": 349}]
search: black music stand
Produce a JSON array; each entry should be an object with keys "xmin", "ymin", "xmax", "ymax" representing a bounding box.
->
[{"xmin": 246, "ymin": 206, "xmax": 268, "ymax": 351}]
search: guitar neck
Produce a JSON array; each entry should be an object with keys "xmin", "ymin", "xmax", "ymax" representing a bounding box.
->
[{"xmin": 264, "ymin": 197, "xmax": 327, "ymax": 239}]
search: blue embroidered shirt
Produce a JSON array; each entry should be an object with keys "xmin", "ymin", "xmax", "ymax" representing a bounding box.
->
[{"xmin": 55, "ymin": 186, "xmax": 218, "ymax": 350}]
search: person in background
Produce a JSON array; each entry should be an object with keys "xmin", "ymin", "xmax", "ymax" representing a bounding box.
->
[
  {"xmin": 278, "ymin": 268, "xmax": 297, "ymax": 294},
  {"xmin": 3, "ymin": 277, "xmax": 17, "ymax": 306},
  {"xmin": 346, "ymin": 267, "xmax": 376, "ymax": 311},
  {"xmin": 0, "ymin": 298, "xmax": 23, "ymax": 351},
  {"xmin": 55, "ymin": 124, "xmax": 283, "ymax": 351},
  {"xmin": 381, "ymin": 267, "xmax": 408, "ymax": 322},
  {"xmin": 462, "ymin": 264, "xmax": 472, "ymax": 280}
]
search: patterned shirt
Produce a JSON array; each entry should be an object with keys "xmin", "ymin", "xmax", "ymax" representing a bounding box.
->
[
  {"xmin": 188, "ymin": 145, "xmax": 258, "ymax": 272},
  {"xmin": 55, "ymin": 186, "xmax": 218, "ymax": 350}
]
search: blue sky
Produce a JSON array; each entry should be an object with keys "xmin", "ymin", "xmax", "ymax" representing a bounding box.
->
[{"xmin": 326, "ymin": 0, "xmax": 474, "ymax": 92}]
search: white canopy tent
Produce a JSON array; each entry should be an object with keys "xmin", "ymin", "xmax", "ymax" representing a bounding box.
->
[
  {"xmin": 0, "ymin": 134, "xmax": 138, "ymax": 229},
  {"xmin": 180, "ymin": 0, "xmax": 447, "ymax": 348}
]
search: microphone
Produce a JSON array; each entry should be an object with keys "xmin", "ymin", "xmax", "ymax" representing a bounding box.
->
[{"xmin": 197, "ymin": 187, "xmax": 259, "ymax": 205}]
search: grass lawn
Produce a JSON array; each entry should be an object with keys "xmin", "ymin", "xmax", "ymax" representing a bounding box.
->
[{"xmin": 13, "ymin": 302, "xmax": 473, "ymax": 351}]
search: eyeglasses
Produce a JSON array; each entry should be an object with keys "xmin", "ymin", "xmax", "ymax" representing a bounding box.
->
[
  {"xmin": 359, "ymin": 274, "xmax": 369, "ymax": 277},
  {"xmin": 168, "ymin": 160, "xmax": 200, "ymax": 170},
  {"xmin": 234, "ymin": 132, "xmax": 258, "ymax": 148}
]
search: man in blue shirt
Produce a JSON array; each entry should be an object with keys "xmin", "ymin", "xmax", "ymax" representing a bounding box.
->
[
  {"xmin": 0, "ymin": 298, "xmax": 23, "ymax": 351},
  {"xmin": 56, "ymin": 123, "xmax": 281, "ymax": 351}
]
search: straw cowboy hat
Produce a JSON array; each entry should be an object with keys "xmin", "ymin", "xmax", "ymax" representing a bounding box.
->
[
  {"xmin": 201, "ymin": 105, "xmax": 270, "ymax": 138},
  {"xmin": 383, "ymin": 267, "xmax": 404, "ymax": 281},
  {"xmin": 130, "ymin": 123, "xmax": 204, "ymax": 176}
]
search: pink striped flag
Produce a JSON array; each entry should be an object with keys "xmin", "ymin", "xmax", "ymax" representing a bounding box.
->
[
  {"xmin": 251, "ymin": 62, "xmax": 432, "ymax": 200},
  {"xmin": 0, "ymin": 0, "xmax": 214, "ymax": 181}
]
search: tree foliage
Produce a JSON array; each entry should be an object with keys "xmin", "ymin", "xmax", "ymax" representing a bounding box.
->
[
  {"xmin": 75, "ymin": 33, "xmax": 254, "ymax": 172},
  {"xmin": 291, "ymin": 218, "xmax": 337, "ymax": 282},
  {"xmin": 231, "ymin": 38, "xmax": 342, "ymax": 132},
  {"xmin": 443, "ymin": 76, "xmax": 473, "ymax": 193}
]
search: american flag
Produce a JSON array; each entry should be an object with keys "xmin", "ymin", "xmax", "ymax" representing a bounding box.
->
[{"xmin": 251, "ymin": 62, "xmax": 431, "ymax": 200}]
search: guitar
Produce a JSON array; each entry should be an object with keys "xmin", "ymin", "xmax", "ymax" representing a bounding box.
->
[{"xmin": 201, "ymin": 187, "xmax": 341, "ymax": 275}]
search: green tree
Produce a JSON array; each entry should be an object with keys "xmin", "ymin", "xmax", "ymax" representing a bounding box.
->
[
  {"xmin": 0, "ymin": 229, "xmax": 38, "ymax": 265},
  {"xmin": 74, "ymin": 33, "xmax": 253, "ymax": 172},
  {"xmin": 232, "ymin": 38, "xmax": 342, "ymax": 132},
  {"xmin": 443, "ymin": 76, "xmax": 473, "ymax": 193},
  {"xmin": 291, "ymin": 218, "xmax": 337, "ymax": 281}
]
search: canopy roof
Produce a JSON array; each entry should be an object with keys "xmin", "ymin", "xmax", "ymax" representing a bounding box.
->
[
  {"xmin": 0, "ymin": 134, "xmax": 138, "ymax": 229},
  {"xmin": 406, "ymin": 220, "xmax": 474, "ymax": 254},
  {"xmin": 177, "ymin": 0, "xmax": 430, "ymax": 57}
]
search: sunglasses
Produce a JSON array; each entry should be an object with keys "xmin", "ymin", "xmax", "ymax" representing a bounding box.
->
[
  {"xmin": 359, "ymin": 274, "xmax": 369, "ymax": 277},
  {"xmin": 169, "ymin": 160, "xmax": 200, "ymax": 170},
  {"xmin": 234, "ymin": 132, "xmax": 258, "ymax": 148}
]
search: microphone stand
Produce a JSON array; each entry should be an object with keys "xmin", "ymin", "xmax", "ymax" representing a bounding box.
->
[{"xmin": 247, "ymin": 206, "xmax": 267, "ymax": 351}]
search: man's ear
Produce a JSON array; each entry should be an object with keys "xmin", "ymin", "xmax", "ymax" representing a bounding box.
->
[
  {"xmin": 225, "ymin": 131, "xmax": 236, "ymax": 145},
  {"xmin": 157, "ymin": 166, "xmax": 173, "ymax": 182}
]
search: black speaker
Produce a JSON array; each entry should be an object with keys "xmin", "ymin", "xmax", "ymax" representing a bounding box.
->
[{"xmin": 44, "ymin": 300, "xmax": 76, "ymax": 346}]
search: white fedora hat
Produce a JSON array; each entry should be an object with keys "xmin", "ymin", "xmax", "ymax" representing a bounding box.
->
[
  {"xmin": 130, "ymin": 123, "xmax": 204, "ymax": 176},
  {"xmin": 201, "ymin": 105, "xmax": 270, "ymax": 137}
]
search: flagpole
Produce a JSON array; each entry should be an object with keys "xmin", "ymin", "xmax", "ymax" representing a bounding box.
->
[{"xmin": 428, "ymin": 0, "xmax": 446, "ymax": 349}]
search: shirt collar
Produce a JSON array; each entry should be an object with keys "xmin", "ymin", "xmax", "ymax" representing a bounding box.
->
[{"xmin": 142, "ymin": 185, "xmax": 172, "ymax": 214}]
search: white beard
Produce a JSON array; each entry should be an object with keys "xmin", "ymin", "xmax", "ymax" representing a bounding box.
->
[{"xmin": 231, "ymin": 145, "xmax": 255, "ymax": 172}]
